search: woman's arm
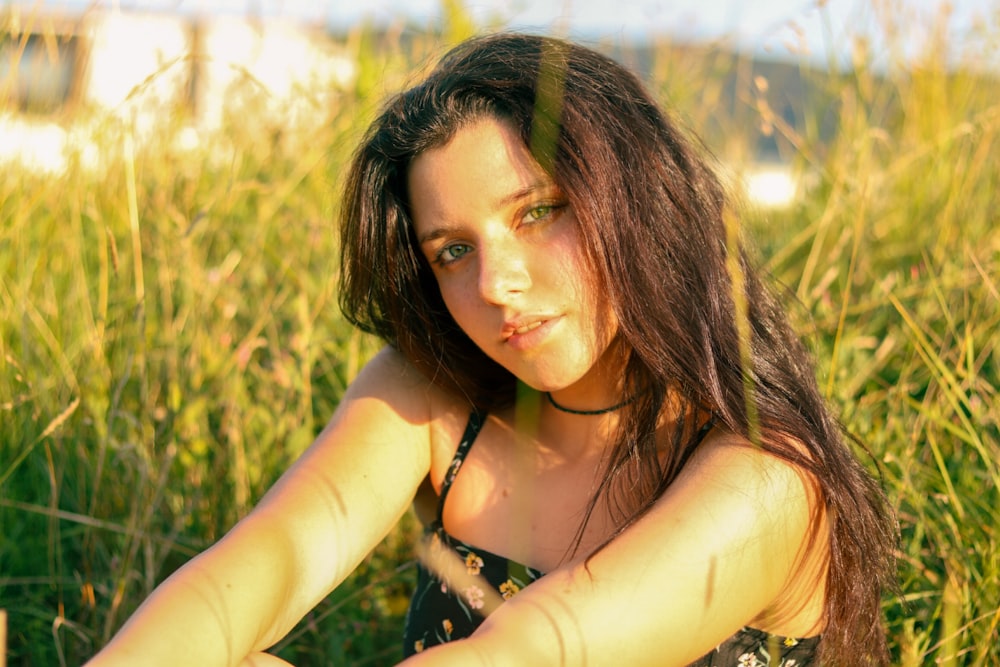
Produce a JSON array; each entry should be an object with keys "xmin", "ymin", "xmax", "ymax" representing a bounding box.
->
[
  {"xmin": 87, "ymin": 347, "xmax": 435, "ymax": 667},
  {"xmin": 401, "ymin": 432, "xmax": 825, "ymax": 667}
]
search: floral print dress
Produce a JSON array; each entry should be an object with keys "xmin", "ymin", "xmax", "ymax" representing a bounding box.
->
[{"xmin": 401, "ymin": 411, "xmax": 820, "ymax": 665}]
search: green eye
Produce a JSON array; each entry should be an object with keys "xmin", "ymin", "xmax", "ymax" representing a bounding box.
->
[
  {"xmin": 527, "ymin": 204, "xmax": 555, "ymax": 222},
  {"xmin": 527, "ymin": 205, "xmax": 552, "ymax": 221},
  {"xmin": 438, "ymin": 243, "xmax": 472, "ymax": 264}
]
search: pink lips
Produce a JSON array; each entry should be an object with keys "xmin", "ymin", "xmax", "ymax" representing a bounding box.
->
[{"xmin": 502, "ymin": 315, "xmax": 559, "ymax": 351}]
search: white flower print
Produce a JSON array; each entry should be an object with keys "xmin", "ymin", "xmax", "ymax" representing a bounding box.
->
[{"xmin": 463, "ymin": 585, "xmax": 485, "ymax": 610}]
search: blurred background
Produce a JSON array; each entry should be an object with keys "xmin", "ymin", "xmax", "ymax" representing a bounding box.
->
[
  {"xmin": 1, "ymin": 1, "xmax": 998, "ymax": 665},
  {"xmin": 4, "ymin": 0, "xmax": 995, "ymax": 202}
]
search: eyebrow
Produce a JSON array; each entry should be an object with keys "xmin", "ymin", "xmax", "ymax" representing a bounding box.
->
[
  {"xmin": 415, "ymin": 180, "xmax": 555, "ymax": 246},
  {"xmin": 495, "ymin": 181, "xmax": 549, "ymax": 210},
  {"xmin": 417, "ymin": 225, "xmax": 463, "ymax": 246}
]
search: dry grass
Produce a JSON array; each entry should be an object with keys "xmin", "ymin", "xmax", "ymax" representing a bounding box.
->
[{"xmin": 1, "ymin": 4, "xmax": 998, "ymax": 665}]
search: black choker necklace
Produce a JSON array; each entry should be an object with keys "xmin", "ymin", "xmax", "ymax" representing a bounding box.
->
[{"xmin": 544, "ymin": 392, "xmax": 632, "ymax": 416}]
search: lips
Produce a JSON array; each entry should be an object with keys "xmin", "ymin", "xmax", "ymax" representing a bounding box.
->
[
  {"xmin": 501, "ymin": 315, "xmax": 559, "ymax": 350},
  {"xmin": 509, "ymin": 320, "xmax": 543, "ymax": 336},
  {"xmin": 502, "ymin": 316, "xmax": 544, "ymax": 340}
]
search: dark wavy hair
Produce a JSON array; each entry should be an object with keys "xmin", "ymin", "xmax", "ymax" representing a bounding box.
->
[{"xmin": 339, "ymin": 32, "xmax": 896, "ymax": 666}]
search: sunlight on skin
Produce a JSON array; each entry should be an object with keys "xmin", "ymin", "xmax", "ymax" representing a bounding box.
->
[
  {"xmin": 239, "ymin": 652, "xmax": 295, "ymax": 666},
  {"xmin": 1, "ymin": 609, "xmax": 7, "ymax": 667}
]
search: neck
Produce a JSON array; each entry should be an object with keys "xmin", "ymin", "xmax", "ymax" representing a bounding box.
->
[{"xmin": 545, "ymin": 391, "xmax": 634, "ymax": 415}]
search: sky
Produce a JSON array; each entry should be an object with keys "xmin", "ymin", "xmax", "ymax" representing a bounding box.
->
[
  {"xmin": 424, "ymin": 0, "xmax": 998, "ymax": 66},
  {"xmin": 21, "ymin": 0, "xmax": 1000, "ymax": 67}
]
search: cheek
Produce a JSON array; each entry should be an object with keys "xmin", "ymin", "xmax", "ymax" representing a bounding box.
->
[
  {"xmin": 437, "ymin": 282, "xmax": 482, "ymax": 333},
  {"xmin": 562, "ymin": 247, "xmax": 601, "ymax": 309},
  {"xmin": 572, "ymin": 255, "xmax": 618, "ymax": 342}
]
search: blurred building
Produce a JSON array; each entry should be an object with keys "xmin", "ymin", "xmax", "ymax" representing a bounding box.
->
[{"xmin": 1, "ymin": 6, "xmax": 356, "ymax": 173}]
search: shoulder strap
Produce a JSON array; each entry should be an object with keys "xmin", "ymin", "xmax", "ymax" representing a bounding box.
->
[
  {"xmin": 436, "ymin": 409, "xmax": 488, "ymax": 525},
  {"xmin": 693, "ymin": 413, "xmax": 717, "ymax": 447}
]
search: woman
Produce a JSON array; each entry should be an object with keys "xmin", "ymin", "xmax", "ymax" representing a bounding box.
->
[{"xmin": 88, "ymin": 33, "xmax": 896, "ymax": 666}]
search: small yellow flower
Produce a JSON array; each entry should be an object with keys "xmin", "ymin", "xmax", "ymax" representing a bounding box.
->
[
  {"xmin": 442, "ymin": 619, "xmax": 453, "ymax": 635},
  {"xmin": 465, "ymin": 551, "xmax": 484, "ymax": 575},
  {"xmin": 783, "ymin": 637, "xmax": 799, "ymax": 647},
  {"xmin": 499, "ymin": 580, "xmax": 520, "ymax": 600},
  {"xmin": 414, "ymin": 640, "xmax": 425, "ymax": 653}
]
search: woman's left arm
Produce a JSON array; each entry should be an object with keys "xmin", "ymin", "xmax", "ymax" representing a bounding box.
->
[{"xmin": 400, "ymin": 432, "xmax": 824, "ymax": 667}]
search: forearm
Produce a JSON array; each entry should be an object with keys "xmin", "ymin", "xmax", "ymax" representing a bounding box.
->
[
  {"xmin": 399, "ymin": 637, "xmax": 508, "ymax": 667},
  {"xmin": 90, "ymin": 352, "xmax": 434, "ymax": 666},
  {"xmin": 396, "ymin": 591, "xmax": 586, "ymax": 667},
  {"xmin": 86, "ymin": 531, "xmax": 297, "ymax": 666},
  {"xmin": 241, "ymin": 652, "xmax": 297, "ymax": 666}
]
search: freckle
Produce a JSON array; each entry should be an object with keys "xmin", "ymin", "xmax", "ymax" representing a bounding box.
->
[{"xmin": 502, "ymin": 488, "xmax": 509, "ymax": 498}]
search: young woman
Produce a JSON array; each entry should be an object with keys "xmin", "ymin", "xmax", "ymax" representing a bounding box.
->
[{"xmin": 87, "ymin": 33, "xmax": 896, "ymax": 667}]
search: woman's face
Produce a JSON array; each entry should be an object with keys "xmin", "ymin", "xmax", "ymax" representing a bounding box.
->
[{"xmin": 408, "ymin": 117, "xmax": 621, "ymax": 405}]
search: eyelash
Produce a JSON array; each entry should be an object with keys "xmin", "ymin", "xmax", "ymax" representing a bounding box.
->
[
  {"xmin": 524, "ymin": 204, "xmax": 553, "ymax": 222},
  {"xmin": 430, "ymin": 200, "xmax": 568, "ymax": 267},
  {"xmin": 522, "ymin": 201, "xmax": 565, "ymax": 225},
  {"xmin": 434, "ymin": 243, "xmax": 473, "ymax": 266}
]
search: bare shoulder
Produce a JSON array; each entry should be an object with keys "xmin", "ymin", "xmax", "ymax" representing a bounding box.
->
[
  {"xmin": 344, "ymin": 347, "xmax": 470, "ymax": 417},
  {"xmin": 334, "ymin": 346, "xmax": 477, "ymax": 477},
  {"xmin": 674, "ymin": 428, "xmax": 829, "ymax": 636},
  {"xmin": 342, "ymin": 347, "xmax": 477, "ymax": 524},
  {"xmin": 340, "ymin": 346, "xmax": 435, "ymax": 416},
  {"xmin": 680, "ymin": 428, "xmax": 822, "ymax": 507},
  {"xmin": 669, "ymin": 428, "xmax": 827, "ymax": 572}
]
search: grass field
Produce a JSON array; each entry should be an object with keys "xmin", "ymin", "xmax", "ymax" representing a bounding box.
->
[{"xmin": 2, "ymin": 5, "xmax": 998, "ymax": 666}]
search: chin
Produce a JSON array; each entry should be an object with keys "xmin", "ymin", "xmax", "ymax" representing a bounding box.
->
[{"xmin": 510, "ymin": 369, "xmax": 588, "ymax": 394}]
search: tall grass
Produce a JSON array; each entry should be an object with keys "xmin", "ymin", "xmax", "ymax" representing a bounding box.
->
[
  {"xmin": 759, "ymin": 18, "xmax": 1000, "ymax": 664},
  {"xmin": 0, "ymin": 20, "xmax": 436, "ymax": 664},
  {"xmin": 2, "ymin": 4, "xmax": 998, "ymax": 666}
]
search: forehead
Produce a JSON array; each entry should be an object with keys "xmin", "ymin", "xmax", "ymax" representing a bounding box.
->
[{"xmin": 407, "ymin": 118, "xmax": 552, "ymax": 228}]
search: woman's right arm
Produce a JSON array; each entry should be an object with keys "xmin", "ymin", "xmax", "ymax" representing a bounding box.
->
[{"xmin": 86, "ymin": 347, "xmax": 435, "ymax": 666}]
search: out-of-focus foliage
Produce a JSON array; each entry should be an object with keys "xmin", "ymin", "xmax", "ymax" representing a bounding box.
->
[{"xmin": 1, "ymin": 1, "xmax": 997, "ymax": 665}]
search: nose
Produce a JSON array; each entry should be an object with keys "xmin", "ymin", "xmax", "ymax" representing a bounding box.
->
[{"xmin": 477, "ymin": 240, "xmax": 531, "ymax": 305}]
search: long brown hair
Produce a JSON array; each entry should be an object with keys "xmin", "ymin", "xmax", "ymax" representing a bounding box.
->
[{"xmin": 339, "ymin": 33, "xmax": 896, "ymax": 665}]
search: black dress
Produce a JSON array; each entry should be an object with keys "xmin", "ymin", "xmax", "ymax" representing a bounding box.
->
[{"xmin": 402, "ymin": 411, "xmax": 820, "ymax": 666}]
